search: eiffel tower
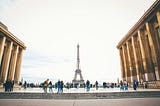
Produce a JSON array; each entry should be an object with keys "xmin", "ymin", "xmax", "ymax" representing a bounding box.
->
[{"xmin": 72, "ymin": 44, "xmax": 84, "ymax": 87}]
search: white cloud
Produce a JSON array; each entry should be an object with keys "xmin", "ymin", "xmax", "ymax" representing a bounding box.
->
[{"xmin": 0, "ymin": 0, "xmax": 156, "ymax": 83}]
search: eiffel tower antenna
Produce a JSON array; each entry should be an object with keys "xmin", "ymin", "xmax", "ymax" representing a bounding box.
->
[
  {"xmin": 72, "ymin": 44, "xmax": 84, "ymax": 87},
  {"xmin": 77, "ymin": 44, "xmax": 80, "ymax": 70}
]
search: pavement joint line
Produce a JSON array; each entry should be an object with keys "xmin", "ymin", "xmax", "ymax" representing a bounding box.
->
[{"xmin": 0, "ymin": 90, "xmax": 160, "ymax": 99}]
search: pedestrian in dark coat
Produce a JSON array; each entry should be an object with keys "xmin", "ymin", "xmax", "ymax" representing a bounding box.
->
[{"xmin": 133, "ymin": 80, "xmax": 137, "ymax": 90}]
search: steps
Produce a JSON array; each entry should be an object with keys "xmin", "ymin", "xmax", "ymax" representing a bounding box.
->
[{"xmin": 0, "ymin": 91, "xmax": 160, "ymax": 99}]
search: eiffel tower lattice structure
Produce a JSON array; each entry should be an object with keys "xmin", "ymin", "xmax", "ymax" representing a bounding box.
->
[{"xmin": 72, "ymin": 44, "xmax": 84, "ymax": 87}]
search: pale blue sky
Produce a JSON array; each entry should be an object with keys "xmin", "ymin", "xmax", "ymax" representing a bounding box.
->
[{"xmin": 0, "ymin": 0, "xmax": 156, "ymax": 84}]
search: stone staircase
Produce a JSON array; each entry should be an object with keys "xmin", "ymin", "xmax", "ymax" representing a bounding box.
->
[{"xmin": 0, "ymin": 91, "xmax": 160, "ymax": 99}]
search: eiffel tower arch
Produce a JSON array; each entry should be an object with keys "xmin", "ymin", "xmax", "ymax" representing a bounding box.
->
[{"xmin": 72, "ymin": 44, "xmax": 84, "ymax": 87}]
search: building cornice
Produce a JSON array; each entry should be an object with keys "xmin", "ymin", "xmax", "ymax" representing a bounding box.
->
[
  {"xmin": 0, "ymin": 24, "xmax": 26, "ymax": 49},
  {"xmin": 117, "ymin": 0, "xmax": 160, "ymax": 49}
]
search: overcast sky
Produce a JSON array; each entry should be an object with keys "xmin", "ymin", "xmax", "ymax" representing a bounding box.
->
[{"xmin": 0, "ymin": 0, "xmax": 156, "ymax": 84}]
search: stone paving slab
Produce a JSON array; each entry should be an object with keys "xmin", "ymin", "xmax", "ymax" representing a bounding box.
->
[
  {"xmin": 1, "ymin": 87, "xmax": 160, "ymax": 93},
  {"xmin": 0, "ymin": 98, "xmax": 160, "ymax": 106},
  {"xmin": 0, "ymin": 91, "xmax": 160, "ymax": 99},
  {"xmin": 0, "ymin": 88, "xmax": 160, "ymax": 99}
]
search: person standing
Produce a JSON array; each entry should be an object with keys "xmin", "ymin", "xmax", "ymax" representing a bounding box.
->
[
  {"xmin": 143, "ymin": 82, "xmax": 148, "ymax": 89},
  {"xmin": 133, "ymin": 80, "xmax": 137, "ymax": 90},
  {"xmin": 120, "ymin": 80, "xmax": 124, "ymax": 90},
  {"xmin": 60, "ymin": 81, "xmax": 64, "ymax": 93},
  {"xmin": 24, "ymin": 81, "xmax": 27, "ymax": 90},
  {"xmin": 11, "ymin": 80, "xmax": 14, "ymax": 92},
  {"xmin": 49, "ymin": 81, "xmax": 53, "ymax": 93},
  {"xmin": 44, "ymin": 79, "xmax": 49, "ymax": 93},
  {"xmin": 124, "ymin": 80, "xmax": 128, "ymax": 90},
  {"xmin": 95, "ymin": 81, "xmax": 98, "ymax": 90},
  {"xmin": 4, "ymin": 81, "xmax": 9, "ymax": 92},
  {"xmin": 57, "ymin": 80, "xmax": 61, "ymax": 93},
  {"xmin": 86, "ymin": 80, "xmax": 90, "ymax": 92}
]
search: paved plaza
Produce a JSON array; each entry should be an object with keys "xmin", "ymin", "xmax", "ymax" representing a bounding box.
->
[
  {"xmin": 0, "ymin": 98, "xmax": 160, "ymax": 106},
  {"xmin": 1, "ymin": 87, "xmax": 160, "ymax": 93},
  {"xmin": 0, "ymin": 88, "xmax": 160, "ymax": 106}
]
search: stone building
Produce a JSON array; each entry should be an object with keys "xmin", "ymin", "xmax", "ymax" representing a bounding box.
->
[
  {"xmin": 117, "ymin": 0, "xmax": 160, "ymax": 87},
  {"xmin": 0, "ymin": 22, "xmax": 26, "ymax": 85}
]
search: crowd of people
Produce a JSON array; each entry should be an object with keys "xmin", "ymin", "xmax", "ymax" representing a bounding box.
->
[
  {"xmin": 120, "ymin": 80, "xmax": 129, "ymax": 90},
  {"xmin": 40, "ymin": 79, "xmax": 95, "ymax": 93},
  {"xmin": 2, "ymin": 79, "xmax": 148, "ymax": 93},
  {"xmin": 3, "ymin": 80, "xmax": 14, "ymax": 92},
  {"xmin": 56, "ymin": 80, "xmax": 64, "ymax": 93},
  {"xmin": 41, "ymin": 79, "xmax": 64, "ymax": 93},
  {"xmin": 119, "ymin": 80, "xmax": 148, "ymax": 91}
]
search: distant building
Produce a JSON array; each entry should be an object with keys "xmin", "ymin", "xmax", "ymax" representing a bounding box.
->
[
  {"xmin": 117, "ymin": 0, "xmax": 160, "ymax": 87},
  {"xmin": 72, "ymin": 44, "xmax": 84, "ymax": 87},
  {"xmin": 0, "ymin": 21, "xmax": 26, "ymax": 85}
]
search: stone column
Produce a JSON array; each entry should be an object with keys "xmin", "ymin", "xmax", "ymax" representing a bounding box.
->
[
  {"xmin": 132, "ymin": 36, "xmax": 141, "ymax": 81},
  {"xmin": 0, "ymin": 41, "xmax": 13, "ymax": 83},
  {"xmin": 138, "ymin": 29, "xmax": 155, "ymax": 81},
  {"xmin": 126, "ymin": 41, "xmax": 133, "ymax": 82},
  {"xmin": 130, "ymin": 38, "xmax": 137, "ymax": 81},
  {"xmin": 14, "ymin": 49, "xmax": 23, "ymax": 84},
  {"xmin": 156, "ymin": 11, "xmax": 160, "ymax": 80},
  {"xmin": 7, "ymin": 45, "xmax": 19, "ymax": 81},
  {"xmin": 119, "ymin": 48, "xmax": 125, "ymax": 80},
  {"xmin": 146, "ymin": 22, "xmax": 160, "ymax": 80},
  {"xmin": 122, "ymin": 45, "xmax": 130, "ymax": 81},
  {"xmin": 0, "ymin": 37, "xmax": 6, "ymax": 65},
  {"xmin": 157, "ymin": 11, "xmax": 160, "ymax": 26}
]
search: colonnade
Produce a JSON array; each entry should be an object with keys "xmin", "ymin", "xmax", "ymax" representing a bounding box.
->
[
  {"xmin": 117, "ymin": 7, "xmax": 160, "ymax": 83},
  {"xmin": 0, "ymin": 22, "xmax": 26, "ymax": 84}
]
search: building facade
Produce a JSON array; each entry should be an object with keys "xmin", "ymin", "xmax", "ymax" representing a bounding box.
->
[
  {"xmin": 117, "ymin": 0, "xmax": 160, "ymax": 86},
  {"xmin": 0, "ymin": 22, "xmax": 26, "ymax": 85}
]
